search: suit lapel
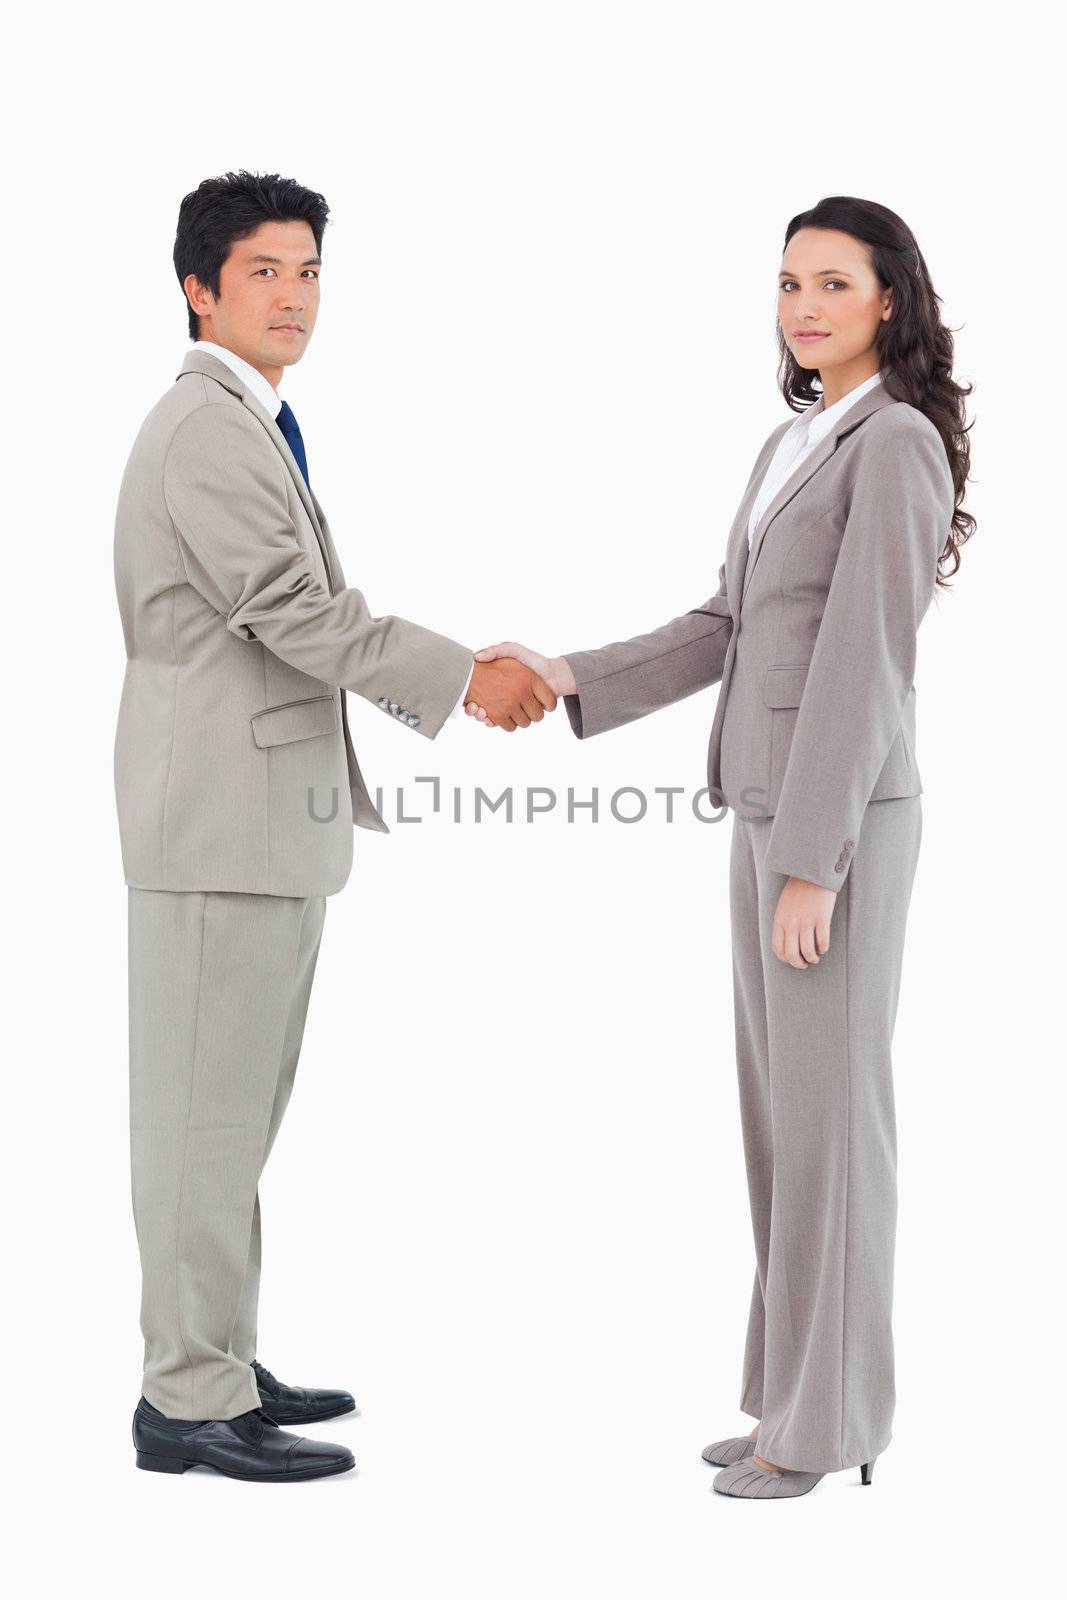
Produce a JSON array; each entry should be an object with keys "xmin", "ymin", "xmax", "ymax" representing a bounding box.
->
[
  {"xmin": 308, "ymin": 487, "xmax": 344, "ymax": 589},
  {"xmin": 176, "ymin": 349, "xmax": 335, "ymax": 589},
  {"xmin": 741, "ymin": 383, "xmax": 898, "ymax": 603},
  {"xmin": 725, "ymin": 424, "xmax": 789, "ymax": 620}
]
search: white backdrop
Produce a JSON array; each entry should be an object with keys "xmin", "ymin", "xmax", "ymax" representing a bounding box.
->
[{"xmin": 4, "ymin": 2, "xmax": 1061, "ymax": 1594}]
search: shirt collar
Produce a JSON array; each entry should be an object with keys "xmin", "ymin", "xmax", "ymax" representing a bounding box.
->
[
  {"xmin": 800, "ymin": 370, "xmax": 884, "ymax": 448},
  {"xmin": 192, "ymin": 341, "xmax": 283, "ymax": 419}
]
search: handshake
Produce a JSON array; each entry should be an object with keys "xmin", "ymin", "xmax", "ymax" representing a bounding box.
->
[{"xmin": 463, "ymin": 642, "xmax": 577, "ymax": 731}]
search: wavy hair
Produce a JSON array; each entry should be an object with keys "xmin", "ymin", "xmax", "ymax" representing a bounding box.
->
[{"xmin": 777, "ymin": 196, "xmax": 974, "ymax": 587}]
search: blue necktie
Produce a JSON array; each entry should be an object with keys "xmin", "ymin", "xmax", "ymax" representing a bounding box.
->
[{"xmin": 276, "ymin": 400, "xmax": 311, "ymax": 492}]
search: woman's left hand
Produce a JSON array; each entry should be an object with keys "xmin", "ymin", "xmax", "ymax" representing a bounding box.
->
[{"xmin": 772, "ymin": 878, "xmax": 838, "ymax": 968}]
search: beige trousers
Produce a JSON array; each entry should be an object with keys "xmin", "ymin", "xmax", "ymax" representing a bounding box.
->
[
  {"xmin": 127, "ymin": 887, "xmax": 326, "ymax": 1420},
  {"xmin": 729, "ymin": 795, "xmax": 922, "ymax": 1472}
]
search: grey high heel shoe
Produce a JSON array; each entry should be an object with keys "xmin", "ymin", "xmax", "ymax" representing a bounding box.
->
[
  {"xmin": 712, "ymin": 1455, "xmax": 877, "ymax": 1498},
  {"xmin": 701, "ymin": 1433, "xmax": 759, "ymax": 1467}
]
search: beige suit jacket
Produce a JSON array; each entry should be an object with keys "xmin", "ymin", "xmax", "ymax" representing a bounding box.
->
[
  {"xmin": 562, "ymin": 383, "xmax": 954, "ymax": 891},
  {"xmin": 113, "ymin": 348, "xmax": 474, "ymax": 895}
]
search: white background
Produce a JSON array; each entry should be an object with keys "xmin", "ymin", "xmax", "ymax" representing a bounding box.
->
[{"xmin": 4, "ymin": 2, "xmax": 1061, "ymax": 1594}]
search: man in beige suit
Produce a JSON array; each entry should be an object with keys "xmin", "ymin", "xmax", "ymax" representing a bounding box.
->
[{"xmin": 116, "ymin": 170, "xmax": 555, "ymax": 1482}]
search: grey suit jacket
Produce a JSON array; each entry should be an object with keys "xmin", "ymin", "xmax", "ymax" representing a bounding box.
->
[
  {"xmin": 113, "ymin": 348, "xmax": 474, "ymax": 896},
  {"xmin": 562, "ymin": 383, "xmax": 954, "ymax": 891}
]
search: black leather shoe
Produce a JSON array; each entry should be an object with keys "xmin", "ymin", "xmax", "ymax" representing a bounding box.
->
[
  {"xmin": 132, "ymin": 1396, "xmax": 355, "ymax": 1481},
  {"xmin": 252, "ymin": 1358, "xmax": 357, "ymax": 1425}
]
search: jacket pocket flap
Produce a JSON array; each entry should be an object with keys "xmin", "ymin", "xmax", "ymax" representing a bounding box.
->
[
  {"xmin": 251, "ymin": 694, "xmax": 338, "ymax": 748},
  {"xmin": 763, "ymin": 665, "xmax": 809, "ymax": 708}
]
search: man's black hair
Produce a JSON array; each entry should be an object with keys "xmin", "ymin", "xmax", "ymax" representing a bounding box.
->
[{"xmin": 173, "ymin": 169, "xmax": 330, "ymax": 340}]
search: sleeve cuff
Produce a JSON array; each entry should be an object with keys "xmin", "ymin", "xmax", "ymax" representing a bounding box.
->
[{"xmin": 448, "ymin": 659, "xmax": 477, "ymax": 719}]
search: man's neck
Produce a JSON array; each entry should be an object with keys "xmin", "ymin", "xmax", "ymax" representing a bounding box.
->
[
  {"xmin": 193, "ymin": 341, "xmax": 283, "ymax": 417},
  {"xmin": 197, "ymin": 340, "xmax": 282, "ymax": 392}
]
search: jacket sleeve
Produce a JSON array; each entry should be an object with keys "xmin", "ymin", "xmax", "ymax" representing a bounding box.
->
[
  {"xmin": 560, "ymin": 563, "xmax": 733, "ymax": 739},
  {"xmin": 764, "ymin": 416, "xmax": 953, "ymax": 890},
  {"xmin": 162, "ymin": 404, "xmax": 474, "ymax": 739}
]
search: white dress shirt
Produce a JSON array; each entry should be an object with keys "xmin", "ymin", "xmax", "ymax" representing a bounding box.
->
[
  {"xmin": 747, "ymin": 370, "xmax": 884, "ymax": 549},
  {"xmin": 192, "ymin": 342, "xmax": 474, "ymax": 716}
]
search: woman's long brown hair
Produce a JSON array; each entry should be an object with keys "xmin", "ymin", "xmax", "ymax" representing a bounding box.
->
[{"xmin": 777, "ymin": 196, "xmax": 974, "ymax": 587}]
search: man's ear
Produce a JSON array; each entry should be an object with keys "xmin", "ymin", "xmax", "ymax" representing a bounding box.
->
[{"xmin": 184, "ymin": 273, "xmax": 214, "ymax": 317}]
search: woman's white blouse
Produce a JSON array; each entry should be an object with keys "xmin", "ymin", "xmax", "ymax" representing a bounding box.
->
[{"xmin": 747, "ymin": 370, "xmax": 885, "ymax": 549}]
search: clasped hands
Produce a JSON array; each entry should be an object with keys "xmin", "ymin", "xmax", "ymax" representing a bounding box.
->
[
  {"xmin": 465, "ymin": 640, "xmax": 837, "ymax": 972},
  {"xmin": 464, "ymin": 642, "xmax": 573, "ymax": 731}
]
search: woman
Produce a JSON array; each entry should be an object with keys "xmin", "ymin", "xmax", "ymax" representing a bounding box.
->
[{"xmin": 466, "ymin": 196, "xmax": 974, "ymax": 1499}]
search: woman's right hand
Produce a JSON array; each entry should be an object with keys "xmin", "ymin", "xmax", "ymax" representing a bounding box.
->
[{"xmin": 466, "ymin": 643, "xmax": 576, "ymax": 724}]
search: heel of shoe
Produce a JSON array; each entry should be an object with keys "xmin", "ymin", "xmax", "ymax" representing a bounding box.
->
[
  {"xmin": 136, "ymin": 1449, "xmax": 189, "ymax": 1474},
  {"xmin": 860, "ymin": 1459, "xmax": 875, "ymax": 1486}
]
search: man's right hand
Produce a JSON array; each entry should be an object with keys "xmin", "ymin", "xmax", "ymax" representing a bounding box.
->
[
  {"xmin": 466, "ymin": 657, "xmax": 557, "ymax": 731},
  {"xmin": 466, "ymin": 643, "xmax": 576, "ymax": 727}
]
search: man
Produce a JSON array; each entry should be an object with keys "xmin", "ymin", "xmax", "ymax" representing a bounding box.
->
[{"xmin": 114, "ymin": 169, "xmax": 555, "ymax": 1482}]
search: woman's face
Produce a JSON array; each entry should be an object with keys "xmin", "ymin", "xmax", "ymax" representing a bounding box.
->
[{"xmin": 778, "ymin": 227, "xmax": 892, "ymax": 374}]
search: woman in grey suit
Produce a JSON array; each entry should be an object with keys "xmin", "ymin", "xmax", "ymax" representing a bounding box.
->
[{"xmin": 467, "ymin": 196, "xmax": 974, "ymax": 1499}]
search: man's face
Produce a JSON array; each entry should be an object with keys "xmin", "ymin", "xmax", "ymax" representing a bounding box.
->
[{"xmin": 186, "ymin": 218, "xmax": 321, "ymax": 371}]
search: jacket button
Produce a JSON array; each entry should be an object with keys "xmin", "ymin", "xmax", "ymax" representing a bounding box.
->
[{"xmin": 844, "ymin": 838, "xmax": 855, "ymax": 850}]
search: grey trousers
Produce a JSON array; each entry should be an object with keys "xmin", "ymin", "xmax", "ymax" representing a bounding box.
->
[
  {"xmin": 729, "ymin": 795, "xmax": 922, "ymax": 1472},
  {"xmin": 127, "ymin": 887, "xmax": 327, "ymax": 1420}
]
